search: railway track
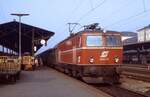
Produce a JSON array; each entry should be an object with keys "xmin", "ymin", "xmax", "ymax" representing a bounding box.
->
[
  {"xmin": 118, "ymin": 65, "xmax": 150, "ymax": 91},
  {"xmin": 117, "ymin": 64, "xmax": 150, "ymax": 82},
  {"xmin": 92, "ymin": 84, "xmax": 147, "ymax": 97},
  {"xmin": 52, "ymin": 66, "xmax": 150, "ymax": 97}
]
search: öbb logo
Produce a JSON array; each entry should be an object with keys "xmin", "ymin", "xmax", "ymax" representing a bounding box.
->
[{"xmin": 100, "ymin": 51, "xmax": 109, "ymax": 58}]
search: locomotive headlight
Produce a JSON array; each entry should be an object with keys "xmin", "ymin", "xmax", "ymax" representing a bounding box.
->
[
  {"xmin": 77, "ymin": 56, "xmax": 81, "ymax": 63},
  {"xmin": 114, "ymin": 57, "xmax": 119, "ymax": 63},
  {"xmin": 89, "ymin": 57, "xmax": 94, "ymax": 63}
]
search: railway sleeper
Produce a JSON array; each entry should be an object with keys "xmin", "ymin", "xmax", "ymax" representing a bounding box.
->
[{"xmin": 121, "ymin": 71, "xmax": 150, "ymax": 82}]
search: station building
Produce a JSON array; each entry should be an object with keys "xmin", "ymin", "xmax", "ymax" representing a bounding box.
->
[{"xmin": 138, "ymin": 24, "xmax": 150, "ymax": 42}]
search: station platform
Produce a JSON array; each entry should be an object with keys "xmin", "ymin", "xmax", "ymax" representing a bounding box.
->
[{"xmin": 0, "ymin": 67, "xmax": 112, "ymax": 97}]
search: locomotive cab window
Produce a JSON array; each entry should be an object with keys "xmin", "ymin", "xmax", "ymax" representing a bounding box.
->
[
  {"xmin": 86, "ymin": 36, "xmax": 102, "ymax": 46},
  {"xmin": 106, "ymin": 35, "xmax": 121, "ymax": 46}
]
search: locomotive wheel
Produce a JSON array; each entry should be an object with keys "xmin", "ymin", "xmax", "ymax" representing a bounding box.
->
[
  {"xmin": 72, "ymin": 70, "xmax": 77, "ymax": 77},
  {"xmin": 68, "ymin": 69, "xmax": 73, "ymax": 76},
  {"xmin": 64, "ymin": 68, "xmax": 69, "ymax": 74},
  {"xmin": 50, "ymin": 64, "xmax": 55, "ymax": 68},
  {"xmin": 114, "ymin": 74, "xmax": 120, "ymax": 84}
]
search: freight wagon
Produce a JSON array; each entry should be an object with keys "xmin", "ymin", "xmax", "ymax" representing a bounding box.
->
[
  {"xmin": 0, "ymin": 56, "xmax": 21, "ymax": 83},
  {"xmin": 21, "ymin": 53, "xmax": 34, "ymax": 70}
]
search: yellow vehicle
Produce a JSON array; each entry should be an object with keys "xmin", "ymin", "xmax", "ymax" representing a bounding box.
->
[
  {"xmin": 0, "ymin": 56, "xmax": 21, "ymax": 83},
  {"xmin": 22, "ymin": 55, "xmax": 34, "ymax": 70}
]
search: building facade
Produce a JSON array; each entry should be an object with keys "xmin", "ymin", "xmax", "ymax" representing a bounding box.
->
[{"xmin": 138, "ymin": 25, "xmax": 150, "ymax": 42}]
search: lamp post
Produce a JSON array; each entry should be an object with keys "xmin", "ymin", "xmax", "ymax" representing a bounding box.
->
[{"xmin": 11, "ymin": 13, "xmax": 29, "ymax": 62}]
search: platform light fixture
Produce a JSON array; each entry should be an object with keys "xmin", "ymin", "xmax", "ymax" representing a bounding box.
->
[
  {"xmin": 10, "ymin": 13, "xmax": 29, "ymax": 61},
  {"xmin": 34, "ymin": 46, "xmax": 37, "ymax": 52},
  {"xmin": 40, "ymin": 39, "xmax": 46, "ymax": 45}
]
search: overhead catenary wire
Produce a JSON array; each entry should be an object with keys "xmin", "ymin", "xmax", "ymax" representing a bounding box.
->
[
  {"xmin": 76, "ymin": 0, "xmax": 149, "ymax": 32},
  {"xmin": 76, "ymin": 0, "xmax": 107, "ymax": 23},
  {"xmin": 105, "ymin": 8, "xmax": 150, "ymax": 28},
  {"xmin": 118, "ymin": 11, "xmax": 150, "ymax": 30},
  {"xmin": 62, "ymin": 0, "xmax": 149, "ymax": 34},
  {"xmin": 104, "ymin": 0, "xmax": 149, "ymax": 30},
  {"xmin": 100, "ymin": 0, "xmax": 135, "ymax": 22},
  {"xmin": 64, "ymin": 0, "xmax": 107, "ymax": 33},
  {"xmin": 67, "ymin": 23, "xmax": 82, "ymax": 34},
  {"xmin": 57, "ymin": 0, "xmax": 85, "ymax": 34},
  {"xmin": 126, "ymin": 11, "xmax": 150, "ymax": 31},
  {"xmin": 68, "ymin": 0, "xmax": 85, "ymax": 21},
  {"xmin": 89, "ymin": 0, "xmax": 94, "ymax": 10},
  {"xmin": 142, "ymin": 0, "xmax": 146, "ymax": 12},
  {"xmin": 101, "ymin": 0, "xmax": 150, "ymax": 31}
]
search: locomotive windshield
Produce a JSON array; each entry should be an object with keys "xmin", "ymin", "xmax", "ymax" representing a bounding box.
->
[
  {"xmin": 106, "ymin": 35, "xmax": 121, "ymax": 46},
  {"xmin": 86, "ymin": 36, "xmax": 102, "ymax": 46}
]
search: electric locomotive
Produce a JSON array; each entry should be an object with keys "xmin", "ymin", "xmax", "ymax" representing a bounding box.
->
[{"xmin": 49, "ymin": 23, "xmax": 123, "ymax": 83}]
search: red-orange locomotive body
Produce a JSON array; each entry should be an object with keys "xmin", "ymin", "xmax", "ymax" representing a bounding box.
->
[{"xmin": 50, "ymin": 24, "xmax": 122, "ymax": 83}]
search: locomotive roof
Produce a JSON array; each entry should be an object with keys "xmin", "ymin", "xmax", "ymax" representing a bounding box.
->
[{"xmin": 54, "ymin": 30, "xmax": 121, "ymax": 48}]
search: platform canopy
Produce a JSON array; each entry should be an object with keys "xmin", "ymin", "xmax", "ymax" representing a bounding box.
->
[
  {"xmin": 124, "ymin": 41, "xmax": 150, "ymax": 51},
  {"xmin": 0, "ymin": 21, "xmax": 54, "ymax": 55}
]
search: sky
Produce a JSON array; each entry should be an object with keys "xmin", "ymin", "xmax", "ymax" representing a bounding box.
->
[{"xmin": 0, "ymin": 0, "xmax": 150, "ymax": 54}]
